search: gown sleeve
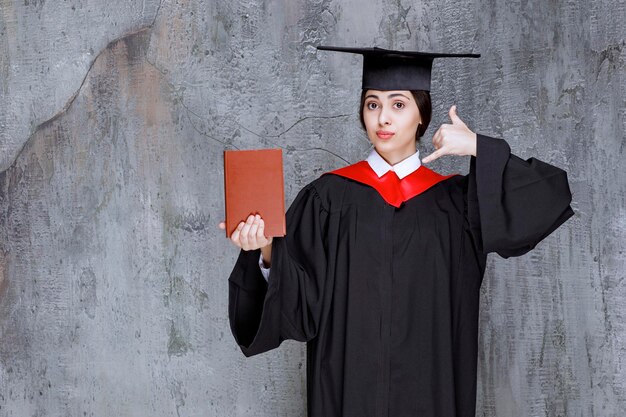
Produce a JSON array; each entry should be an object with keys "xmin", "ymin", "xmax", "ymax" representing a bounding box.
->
[
  {"xmin": 467, "ymin": 134, "xmax": 575, "ymax": 258},
  {"xmin": 228, "ymin": 183, "xmax": 329, "ymax": 357}
]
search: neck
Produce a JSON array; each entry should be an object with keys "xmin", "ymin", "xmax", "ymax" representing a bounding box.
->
[{"xmin": 377, "ymin": 148, "xmax": 417, "ymax": 165}]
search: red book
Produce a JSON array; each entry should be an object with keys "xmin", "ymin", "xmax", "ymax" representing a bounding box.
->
[{"xmin": 223, "ymin": 149, "xmax": 286, "ymax": 238}]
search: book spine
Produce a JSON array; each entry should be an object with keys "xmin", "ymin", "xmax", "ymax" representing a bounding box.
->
[{"xmin": 223, "ymin": 151, "xmax": 230, "ymax": 238}]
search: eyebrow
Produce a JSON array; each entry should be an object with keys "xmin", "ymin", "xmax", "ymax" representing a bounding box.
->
[
  {"xmin": 388, "ymin": 93, "xmax": 411, "ymax": 100},
  {"xmin": 364, "ymin": 93, "xmax": 411, "ymax": 100}
]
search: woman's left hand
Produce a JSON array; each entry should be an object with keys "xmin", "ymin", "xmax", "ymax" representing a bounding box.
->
[{"xmin": 421, "ymin": 105, "xmax": 477, "ymax": 163}]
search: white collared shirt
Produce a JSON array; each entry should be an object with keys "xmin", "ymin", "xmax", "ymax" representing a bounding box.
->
[
  {"xmin": 365, "ymin": 148, "xmax": 422, "ymax": 179},
  {"xmin": 258, "ymin": 149, "xmax": 422, "ymax": 281}
]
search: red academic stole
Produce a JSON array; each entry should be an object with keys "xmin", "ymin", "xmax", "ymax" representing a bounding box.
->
[{"xmin": 326, "ymin": 161, "xmax": 458, "ymax": 208}]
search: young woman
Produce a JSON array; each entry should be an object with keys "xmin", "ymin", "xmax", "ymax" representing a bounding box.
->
[{"xmin": 220, "ymin": 47, "xmax": 574, "ymax": 417}]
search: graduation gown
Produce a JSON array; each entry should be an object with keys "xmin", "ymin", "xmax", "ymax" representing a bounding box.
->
[{"xmin": 227, "ymin": 134, "xmax": 574, "ymax": 417}]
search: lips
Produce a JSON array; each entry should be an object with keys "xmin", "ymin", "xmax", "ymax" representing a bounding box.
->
[{"xmin": 376, "ymin": 130, "xmax": 395, "ymax": 140}]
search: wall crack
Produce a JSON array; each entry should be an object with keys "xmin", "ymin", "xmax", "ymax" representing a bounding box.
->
[{"xmin": 1, "ymin": 0, "xmax": 165, "ymax": 175}]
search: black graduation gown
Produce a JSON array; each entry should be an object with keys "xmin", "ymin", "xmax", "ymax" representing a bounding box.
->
[{"xmin": 227, "ymin": 134, "xmax": 574, "ymax": 417}]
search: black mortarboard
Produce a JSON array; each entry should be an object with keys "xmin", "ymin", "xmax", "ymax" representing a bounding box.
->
[{"xmin": 317, "ymin": 46, "xmax": 480, "ymax": 91}]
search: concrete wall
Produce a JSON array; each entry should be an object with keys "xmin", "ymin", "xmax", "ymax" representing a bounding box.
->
[{"xmin": 0, "ymin": 0, "xmax": 624, "ymax": 415}]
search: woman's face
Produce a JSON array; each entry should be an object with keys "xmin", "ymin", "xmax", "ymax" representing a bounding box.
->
[{"xmin": 362, "ymin": 90, "xmax": 422, "ymax": 165}]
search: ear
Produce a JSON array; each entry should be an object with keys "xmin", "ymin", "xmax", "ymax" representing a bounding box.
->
[{"xmin": 416, "ymin": 123, "xmax": 422, "ymax": 142}]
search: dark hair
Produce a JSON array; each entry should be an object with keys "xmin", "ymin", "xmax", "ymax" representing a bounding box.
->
[{"xmin": 358, "ymin": 90, "xmax": 432, "ymax": 142}]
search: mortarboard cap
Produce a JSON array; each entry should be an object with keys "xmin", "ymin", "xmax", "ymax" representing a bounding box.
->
[{"xmin": 317, "ymin": 46, "xmax": 480, "ymax": 91}]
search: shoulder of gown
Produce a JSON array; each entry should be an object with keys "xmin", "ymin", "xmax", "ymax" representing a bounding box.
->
[{"xmin": 299, "ymin": 172, "xmax": 353, "ymax": 212}]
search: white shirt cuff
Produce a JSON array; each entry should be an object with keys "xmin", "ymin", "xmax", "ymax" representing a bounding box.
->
[{"xmin": 258, "ymin": 253, "xmax": 270, "ymax": 281}]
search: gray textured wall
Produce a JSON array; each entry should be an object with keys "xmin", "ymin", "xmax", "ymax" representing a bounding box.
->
[{"xmin": 0, "ymin": 0, "xmax": 624, "ymax": 416}]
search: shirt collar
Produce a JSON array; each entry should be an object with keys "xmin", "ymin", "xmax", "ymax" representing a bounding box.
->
[{"xmin": 366, "ymin": 149, "xmax": 422, "ymax": 179}]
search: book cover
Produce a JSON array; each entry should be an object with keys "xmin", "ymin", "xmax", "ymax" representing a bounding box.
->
[{"xmin": 223, "ymin": 149, "xmax": 286, "ymax": 238}]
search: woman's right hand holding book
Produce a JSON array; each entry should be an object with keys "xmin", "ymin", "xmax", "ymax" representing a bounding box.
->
[{"xmin": 219, "ymin": 214, "xmax": 273, "ymax": 267}]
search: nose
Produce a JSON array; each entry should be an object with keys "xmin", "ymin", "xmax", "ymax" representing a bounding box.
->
[{"xmin": 378, "ymin": 105, "xmax": 391, "ymax": 126}]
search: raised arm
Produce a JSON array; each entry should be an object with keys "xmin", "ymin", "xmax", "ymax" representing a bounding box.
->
[
  {"xmin": 422, "ymin": 105, "xmax": 574, "ymax": 258},
  {"xmin": 224, "ymin": 184, "xmax": 330, "ymax": 356},
  {"xmin": 466, "ymin": 134, "xmax": 574, "ymax": 257}
]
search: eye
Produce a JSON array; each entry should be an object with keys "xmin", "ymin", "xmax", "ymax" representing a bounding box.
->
[
  {"xmin": 366, "ymin": 102, "xmax": 378, "ymax": 110},
  {"xmin": 393, "ymin": 102, "xmax": 405, "ymax": 109}
]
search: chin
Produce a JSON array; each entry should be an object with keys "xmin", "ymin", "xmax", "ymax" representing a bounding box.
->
[{"xmin": 375, "ymin": 141, "xmax": 411, "ymax": 152}]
